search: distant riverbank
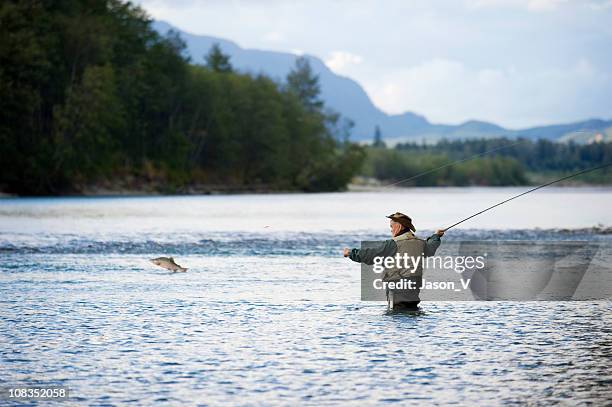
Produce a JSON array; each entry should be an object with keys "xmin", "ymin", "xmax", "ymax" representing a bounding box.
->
[{"xmin": 3, "ymin": 178, "xmax": 612, "ymax": 198}]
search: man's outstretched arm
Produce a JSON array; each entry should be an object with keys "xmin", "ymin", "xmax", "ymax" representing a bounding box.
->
[
  {"xmin": 343, "ymin": 239, "xmax": 397, "ymax": 265},
  {"xmin": 424, "ymin": 229, "xmax": 445, "ymax": 257}
]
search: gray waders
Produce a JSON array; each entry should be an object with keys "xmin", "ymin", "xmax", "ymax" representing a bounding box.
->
[{"xmin": 383, "ymin": 233, "xmax": 426, "ymax": 311}]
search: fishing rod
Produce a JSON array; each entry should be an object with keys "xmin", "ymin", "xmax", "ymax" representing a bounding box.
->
[
  {"xmin": 442, "ymin": 162, "xmax": 612, "ymax": 231},
  {"xmin": 381, "ymin": 139, "xmax": 529, "ymax": 188}
]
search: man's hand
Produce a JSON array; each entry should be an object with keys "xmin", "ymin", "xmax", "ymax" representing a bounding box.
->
[
  {"xmin": 343, "ymin": 248, "xmax": 350, "ymax": 257},
  {"xmin": 436, "ymin": 229, "xmax": 445, "ymax": 237}
]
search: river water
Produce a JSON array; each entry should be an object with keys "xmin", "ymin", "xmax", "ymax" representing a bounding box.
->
[{"xmin": 1, "ymin": 188, "xmax": 611, "ymax": 405}]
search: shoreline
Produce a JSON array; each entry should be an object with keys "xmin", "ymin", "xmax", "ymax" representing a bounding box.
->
[{"xmin": 2, "ymin": 182, "xmax": 612, "ymax": 198}]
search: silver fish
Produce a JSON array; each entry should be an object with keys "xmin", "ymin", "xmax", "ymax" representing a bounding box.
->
[{"xmin": 150, "ymin": 257, "xmax": 188, "ymax": 272}]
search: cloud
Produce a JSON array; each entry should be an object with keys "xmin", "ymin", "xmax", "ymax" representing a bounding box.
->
[
  {"xmin": 262, "ymin": 31, "xmax": 284, "ymax": 43},
  {"xmin": 465, "ymin": 0, "xmax": 611, "ymax": 11},
  {"xmin": 364, "ymin": 58, "xmax": 612, "ymax": 128},
  {"xmin": 588, "ymin": 0, "xmax": 612, "ymax": 9},
  {"xmin": 324, "ymin": 51, "xmax": 363, "ymax": 74},
  {"xmin": 526, "ymin": 0, "xmax": 566, "ymax": 11}
]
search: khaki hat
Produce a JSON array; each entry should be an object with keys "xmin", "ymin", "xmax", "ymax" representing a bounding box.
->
[{"xmin": 386, "ymin": 212, "xmax": 416, "ymax": 232}]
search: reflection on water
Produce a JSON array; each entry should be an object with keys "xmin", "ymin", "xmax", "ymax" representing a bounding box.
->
[{"xmin": 1, "ymin": 189, "xmax": 611, "ymax": 405}]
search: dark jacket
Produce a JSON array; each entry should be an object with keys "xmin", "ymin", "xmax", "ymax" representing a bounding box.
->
[{"xmin": 348, "ymin": 231, "xmax": 442, "ymax": 265}]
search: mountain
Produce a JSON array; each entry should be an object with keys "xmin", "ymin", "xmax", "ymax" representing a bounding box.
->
[{"xmin": 154, "ymin": 21, "xmax": 612, "ymax": 144}]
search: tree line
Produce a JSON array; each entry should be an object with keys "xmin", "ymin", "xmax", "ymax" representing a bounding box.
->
[
  {"xmin": 361, "ymin": 136, "xmax": 611, "ymax": 186},
  {"xmin": 0, "ymin": 0, "xmax": 364, "ymax": 195},
  {"xmin": 396, "ymin": 138, "xmax": 612, "ymax": 173},
  {"xmin": 362, "ymin": 148, "xmax": 528, "ymax": 186}
]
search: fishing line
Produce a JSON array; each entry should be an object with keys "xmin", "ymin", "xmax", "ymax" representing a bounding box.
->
[
  {"xmin": 381, "ymin": 139, "xmax": 529, "ymax": 188},
  {"xmin": 442, "ymin": 162, "xmax": 612, "ymax": 231}
]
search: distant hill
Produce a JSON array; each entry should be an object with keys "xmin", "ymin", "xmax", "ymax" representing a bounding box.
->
[{"xmin": 154, "ymin": 21, "xmax": 612, "ymax": 144}]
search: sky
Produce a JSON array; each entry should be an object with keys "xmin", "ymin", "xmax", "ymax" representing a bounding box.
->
[{"xmin": 135, "ymin": 0, "xmax": 612, "ymax": 128}]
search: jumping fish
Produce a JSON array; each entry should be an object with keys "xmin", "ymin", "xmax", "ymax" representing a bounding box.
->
[{"xmin": 150, "ymin": 257, "xmax": 188, "ymax": 272}]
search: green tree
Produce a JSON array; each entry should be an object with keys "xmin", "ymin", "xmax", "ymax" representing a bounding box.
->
[
  {"xmin": 205, "ymin": 43, "xmax": 232, "ymax": 73},
  {"xmin": 373, "ymin": 125, "xmax": 385, "ymax": 148},
  {"xmin": 286, "ymin": 57, "xmax": 323, "ymax": 112}
]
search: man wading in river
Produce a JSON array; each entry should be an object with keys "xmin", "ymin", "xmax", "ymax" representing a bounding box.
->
[{"xmin": 343, "ymin": 212, "xmax": 445, "ymax": 311}]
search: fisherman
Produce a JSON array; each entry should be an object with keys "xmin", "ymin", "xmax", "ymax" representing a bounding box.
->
[{"xmin": 343, "ymin": 212, "xmax": 444, "ymax": 311}]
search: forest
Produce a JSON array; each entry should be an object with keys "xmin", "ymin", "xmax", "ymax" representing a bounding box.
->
[
  {"xmin": 361, "ymin": 137, "xmax": 612, "ymax": 186},
  {"xmin": 0, "ymin": 0, "xmax": 363, "ymax": 195}
]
